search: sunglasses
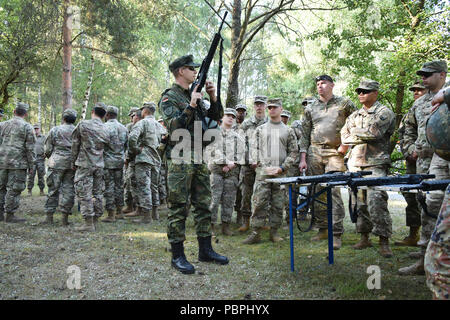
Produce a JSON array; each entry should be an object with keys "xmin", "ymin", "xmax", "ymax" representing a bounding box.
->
[
  {"xmin": 267, "ymin": 105, "xmax": 280, "ymax": 110},
  {"xmin": 419, "ymin": 72, "xmax": 436, "ymax": 79},
  {"xmin": 185, "ymin": 66, "xmax": 196, "ymax": 71},
  {"xmin": 356, "ymin": 89, "xmax": 373, "ymax": 95}
]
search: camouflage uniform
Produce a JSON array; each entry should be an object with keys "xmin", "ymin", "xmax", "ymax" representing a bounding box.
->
[
  {"xmin": 128, "ymin": 114, "xmax": 161, "ymax": 211},
  {"xmin": 231, "ymin": 107, "xmax": 246, "ymax": 223},
  {"xmin": 341, "ymin": 100, "xmax": 396, "ymax": 238},
  {"xmin": 44, "ymin": 114, "xmax": 76, "ymax": 216},
  {"xmin": 124, "ymin": 120, "xmax": 138, "ymax": 209},
  {"xmin": 160, "ymin": 82, "xmax": 223, "ymax": 244},
  {"xmin": 27, "ymin": 130, "xmax": 46, "ymax": 192},
  {"xmin": 157, "ymin": 119, "xmax": 168, "ymax": 203},
  {"xmin": 298, "ymin": 95, "xmax": 356, "ymax": 234},
  {"xmin": 103, "ymin": 111, "xmax": 128, "ymax": 212},
  {"xmin": 0, "ymin": 104, "xmax": 35, "ymax": 220},
  {"xmin": 71, "ymin": 116, "xmax": 109, "ymax": 218}
]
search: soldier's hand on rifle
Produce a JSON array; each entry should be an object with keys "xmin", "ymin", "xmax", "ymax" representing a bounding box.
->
[
  {"xmin": 190, "ymin": 84, "xmax": 203, "ymax": 108},
  {"xmin": 205, "ymin": 80, "xmax": 217, "ymax": 103}
]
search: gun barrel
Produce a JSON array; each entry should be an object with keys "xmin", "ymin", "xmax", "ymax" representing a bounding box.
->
[{"xmin": 350, "ymin": 174, "xmax": 436, "ymax": 188}]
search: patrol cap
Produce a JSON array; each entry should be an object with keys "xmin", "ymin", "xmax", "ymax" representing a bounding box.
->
[
  {"xmin": 267, "ymin": 98, "xmax": 282, "ymax": 108},
  {"xmin": 15, "ymin": 102, "xmax": 29, "ymax": 113},
  {"xmin": 62, "ymin": 108, "xmax": 78, "ymax": 118},
  {"xmin": 169, "ymin": 55, "xmax": 201, "ymax": 72},
  {"xmin": 409, "ymin": 81, "xmax": 426, "ymax": 92},
  {"xmin": 281, "ymin": 110, "xmax": 291, "ymax": 118},
  {"xmin": 141, "ymin": 102, "xmax": 156, "ymax": 111},
  {"xmin": 94, "ymin": 102, "xmax": 107, "ymax": 112},
  {"xmin": 315, "ymin": 74, "xmax": 333, "ymax": 83},
  {"xmin": 355, "ymin": 80, "xmax": 380, "ymax": 92},
  {"xmin": 254, "ymin": 95, "xmax": 268, "ymax": 104},
  {"xmin": 235, "ymin": 104, "xmax": 247, "ymax": 111},
  {"xmin": 33, "ymin": 124, "xmax": 41, "ymax": 129},
  {"xmin": 128, "ymin": 107, "xmax": 139, "ymax": 116},
  {"xmin": 106, "ymin": 105, "xmax": 119, "ymax": 115},
  {"xmin": 224, "ymin": 108, "xmax": 237, "ymax": 118},
  {"xmin": 416, "ymin": 60, "xmax": 448, "ymax": 76}
]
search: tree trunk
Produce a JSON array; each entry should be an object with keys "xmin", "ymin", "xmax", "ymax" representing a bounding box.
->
[
  {"xmin": 62, "ymin": 0, "xmax": 73, "ymax": 110},
  {"xmin": 81, "ymin": 53, "xmax": 95, "ymax": 120},
  {"xmin": 225, "ymin": 0, "xmax": 242, "ymax": 109}
]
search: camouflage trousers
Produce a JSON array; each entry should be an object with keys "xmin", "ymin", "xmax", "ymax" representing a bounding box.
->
[
  {"xmin": 210, "ymin": 172, "xmax": 239, "ymax": 224},
  {"xmin": 74, "ymin": 167, "xmax": 104, "ymax": 218},
  {"xmin": 134, "ymin": 162, "xmax": 160, "ymax": 211},
  {"xmin": 45, "ymin": 168, "xmax": 75, "ymax": 215},
  {"xmin": 166, "ymin": 160, "xmax": 212, "ymax": 244},
  {"xmin": 401, "ymin": 160, "xmax": 421, "ymax": 227},
  {"xmin": 0, "ymin": 169, "xmax": 27, "ymax": 215},
  {"xmin": 307, "ymin": 147, "xmax": 346, "ymax": 235},
  {"xmin": 348, "ymin": 164, "xmax": 392, "ymax": 238},
  {"xmin": 251, "ymin": 175, "xmax": 285, "ymax": 229},
  {"xmin": 240, "ymin": 165, "xmax": 256, "ymax": 218},
  {"xmin": 27, "ymin": 159, "xmax": 46, "ymax": 191},
  {"xmin": 124, "ymin": 163, "xmax": 137, "ymax": 208},
  {"xmin": 419, "ymin": 154, "xmax": 449, "ymax": 251},
  {"xmin": 104, "ymin": 167, "xmax": 124, "ymax": 211},
  {"xmin": 234, "ymin": 167, "xmax": 243, "ymax": 217},
  {"xmin": 159, "ymin": 163, "xmax": 167, "ymax": 202},
  {"xmin": 424, "ymin": 184, "xmax": 450, "ymax": 300}
]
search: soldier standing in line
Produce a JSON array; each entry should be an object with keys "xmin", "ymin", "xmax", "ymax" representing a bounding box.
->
[
  {"xmin": 242, "ymin": 98, "xmax": 299, "ymax": 244},
  {"xmin": 206, "ymin": 108, "xmax": 245, "ymax": 236},
  {"xmin": 128, "ymin": 103, "xmax": 161, "ymax": 224},
  {"xmin": 71, "ymin": 103, "xmax": 110, "ymax": 232},
  {"xmin": 341, "ymin": 80, "xmax": 396, "ymax": 258},
  {"xmin": 232, "ymin": 104, "xmax": 247, "ymax": 226},
  {"xmin": 123, "ymin": 107, "xmax": 140, "ymax": 215},
  {"xmin": 27, "ymin": 124, "xmax": 46, "ymax": 196},
  {"xmin": 157, "ymin": 117, "xmax": 168, "ymax": 207},
  {"xmin": 0, "ymin": 103, "xmax": 35, "ymax": 223},
  {"xmin": 102, "ymin": 106, "xmax": 128, "ymax": 223},
  {"xmin": 298, "ymin": 75, "xmax": 356, "ymax": 249},
  {"xmin": 42, "ymin": 108, "xmax": 77, "ymax": 226},
  {"xmin": 395, "ymin": 81, "xmax": 426, "ymax": 246},
  {"xmin": 238, "ymin": 96, "xmax": 268, "ymax": 233},
  {"xmin": 399, "ymin": 60, "xmax": 448, "ymax": 274},
  {"xmin": 160, "ymin": 54, "xmax": 228, "ymax": 274},
  {"xmin": 280, "ymin": 109, "xmax": 291, "ymax": 125}
]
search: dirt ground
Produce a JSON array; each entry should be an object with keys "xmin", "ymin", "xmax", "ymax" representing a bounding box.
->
[{"xmin": 0, "ymin": 191, "xmax": 432, "ymax": 300}]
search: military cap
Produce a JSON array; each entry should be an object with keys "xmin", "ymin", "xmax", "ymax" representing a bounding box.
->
[
  {"xmin": 128, "ymin": 107, "xmax": 139, "ymax": 116},
  {"xmin": 315, "ymin": 74, "xmax": 334, "ymax": 83},
  {"xmin": 409, "ymin": 81, "xmax": 426, "ymax": 92},
  {"xmin": 281, "ymin": 110, "xmax": 291, "ymax": 118},
  {"xmin": 267, "ymin": 98, "xmax": 282, "ymax": 108},
  {"xmin": 416, "ymin": 60, "xmax": 448, "ymax": 76},
  {"xmin": 355, "ymin": 80, "xmax": 380, "ymax": 92},
  {"xmin": 106, "ymin": 105, "xmax": 119, "ymax": 115},
  {"xmin": 235, "ymin": 104, "xmax": 247, "ymax": 111},
  {"xmin": 62, "ymin": 108, "xmax": 77, "ymax": 118},
  {"xmin": 254, "ymin": 95, "xmax": 268, "ymax": 104},
  {"xmin": 15, "ymin": 102, "xmax": 29, "ymax": 113},
  {"xmin": 94, "ymin": 102, "xmax": 107, "ymax": 112},
  {"xmin": 224, "ymin": 108, "xmax": 237, "ymax": 118},
  {"xmin": 141, "ymin": 101, "xmax": 156, "ymax": 111},
  {"xmin": 169, "ymin": 55, "xmax": 201, "ymax": 72},
  {"xmin": 33, "ymin": 124, "xmax": 41, "ymax": 129}
]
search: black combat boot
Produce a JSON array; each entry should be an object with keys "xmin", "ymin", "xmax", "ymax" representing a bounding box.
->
[
  {"xmin": 198, "ymin": 236, "xmax": 229, "ymax": 265},
  {"xmin": 171, "ymin": 242, "xmax": 195, "ymax": 274}
]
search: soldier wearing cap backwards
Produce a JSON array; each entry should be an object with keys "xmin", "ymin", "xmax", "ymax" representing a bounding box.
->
[
  {"xmin": 27, "ymin": 124, "xmax": 46, "ymax": 196},
  {"xmin": 206, "ymin": 108, "xmax": 245, "ymax": 236},
  {"xmin": 159, "ymin": 54, "xmax": 228, "ymax": 274},
  {"xmin": 123, "ymin": 107, "xmax": 140, "ymax": 215},
  {"xmin": 298, "ymin": 75, "xmax": 356, "ymax": 249},
  {"xmin": 243, "ymin": 98, "xmax": 298, "ymax": 244},
  {"xmin": 102, "ymin": 106, "xmax": 128, "ymax": 223},
  {"xmin": 341, "ymin": 80, "xmax": 396, "ymax": 257},
  {"xmin": 0, "ymin": 102, "xmax": 35, "ymax": 223},
  {"xmin": 232, "ymin": 104, "xmax": 247, "ymax": 225},
  {"xmin": 399, "ymin": 60, "xmax": 448, "ymax": 275},
  {"xmin": 238, "ymin": 96, "xmax": 269, "ymax": 233},
  {"xmin": 42, "ymin": 109, "xmax": 78, "ymax": 225},
  {"xmin": 395, "ymin": 81, "xmax": 426, "ymax": 247},
  {"xmin": 127, "ymin": 102, "xmax": 162, "ymax": 223},
  {"xmin": 71, "ymin": 102, "xmax": 110, "ymax": 232}
]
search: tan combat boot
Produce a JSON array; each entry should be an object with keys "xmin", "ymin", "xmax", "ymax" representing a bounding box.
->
[
  {"xmin": 238, "ymin": 216, "xmax": 250, "ymax": 232},
  {"xmin": 124, "ymin": 207, "xmax": 142, "ymax": 218},
  {"xmin": 152, "ymin": 207, "xmax": 159, "ymax": 221},
  {"xmin": 269, "ymin": 227, "xmax": 284, "ymax": 243},
  {"xmin": 242, "ymin": 228, "xmax": 262, "ymax": 244},
  {"xmin": 115, "ymin": 207, "xmax": 125, "ymax": 220},
  {"xmin": 61, "ymin": 213, "xmax": 69, "ymax": 226},
  {"xmin": 352, "ymin": 233, "xmax": 373, "ymax": 250},
  {"xmin": 132, "ymin": 209, "xmax": 152, "ymax": 224},
  {"xmin": 379, "ymin": 236, "xmax": 393, "ymax": 258},
  {"xmin": 5, "ymin": 213, "xmax": 26, "ymax": 223},
  {"xmin": 398, "ymin": 256, "xmax": 425, "ymax": 275},
  {"xmin": 394, "ymin": 226, "xmax": 420, "ymax": 247},
  {"xmin": 102, "ymin": 210, "xmax": 116, "ymax": 223},
  {"xmin": 39, "ymin": 213, "xmax": 54, "ymax": 225},
  {"xmin": 221, "ymin": 222, "xmax": 233, "ymax": 236},
  {"xmin": 75, "ymin": 216, "xmax": 95, "ymax": 232},
  {"xmin": 333, "ymin": 234, "xmax": 342, "ymax": 250},
  {"xmin": 311, "ymin": 228, "xmax": 328, "ymax": 241}
]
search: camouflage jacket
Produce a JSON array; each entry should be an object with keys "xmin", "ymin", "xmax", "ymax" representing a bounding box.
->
[
  {"xmin": 104, "ymin": 119, "xmax": 128, "ymax": 169},
  {"xmin": 341, "ymin": 101, "xmax": 395, "ymax": 167},
  {"xmin": 206, "ymin": 127, "xmax": 245, "ymax": 176},
  {"xmin": 299, "ymin": 95, "xmax": 356, "ymax": 155},
  {"xmin": 71, "ymin": 118, "xmax": 110, "ymax": 169},
  {"xmin": 240, "ymin": 115, "xmax": 268, "ymax": 165},
  {"xmin": 128, "ymin": 115, "xmax": 161, "ymax": 166},
  {"xmin": 0, "ymin": 116, "xmax": 35, "ymax": 170},
  {"xmin": 290, "ymin": 120, "xmax": 303, "ymax": 165},
  {"xmin": 159, "ymin": 83, "xmax": 224, "ymax": 159},
  {"xmin": 251, "ymin": 120, "xmax": 299, "ymax": 178},
  {"xmin": 45, "ymin": 123, "xmax": 75, "ymax": 170},
  {"xmin": 34, "ymin": 134, "xmax": 46, "ymax": 161}
]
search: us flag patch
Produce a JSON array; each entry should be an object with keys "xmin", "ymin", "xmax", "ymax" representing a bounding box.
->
[{"xmin": 162, "ymin": 97, "xmax": 169, "ymax": 102}]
